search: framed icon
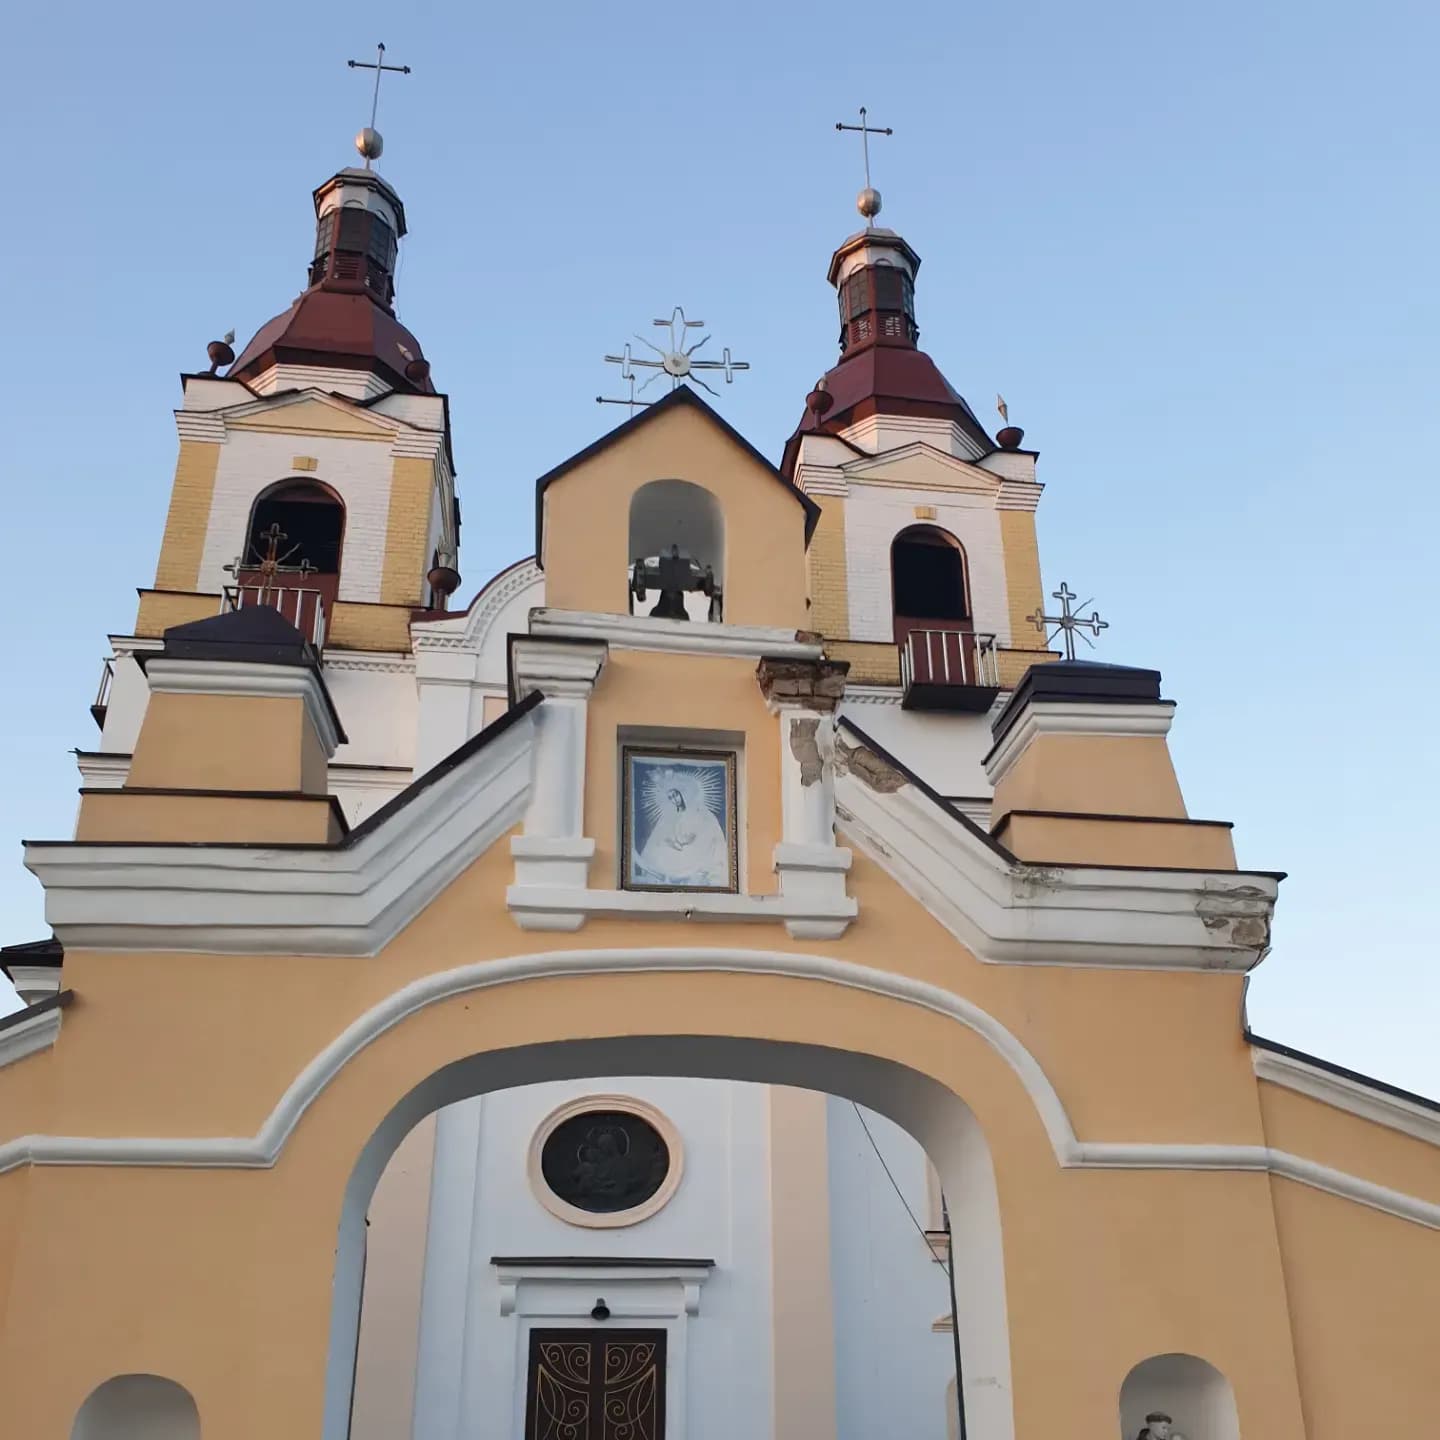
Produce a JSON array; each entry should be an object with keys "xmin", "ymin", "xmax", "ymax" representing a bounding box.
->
[{"xmin": 621, "ymin": 747, "xmax": 738, "ymax": 893}]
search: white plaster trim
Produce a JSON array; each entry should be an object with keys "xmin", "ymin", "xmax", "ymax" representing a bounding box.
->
[
  {"xmin": 0, "ymin": 1006, "xmax": 62, "ymax": 1069},
  {"xmin": 1252, "ymin": 1047, "xmax": 1440, "ymax": 1147},
  {"xmin": 505, "ymin": 884, "xmax": 857, "ymax": 936},
  {"xmin": 510, "ymin": 638, "xmax": 607, "ymax": 700},
  {"xmin": 0, "ymin": 946, "xmax": 1430, "ymax": 1228},
  {"xmin": 526, "ymin": 1093, "xmax": 686, "ymax": 1228},
  {"xmin": 24, "ymin": 708, "xmax": 539, "ymax": 955},
  {"xmin": 322, "ymin": 651, "xmax": 416, "ymax": 676},
  {"xmin": 983, "ymin": 700, "xmax": 1176, "ymax": 785},
  {"xmin": 839, "ymin": 684, "xmax": 902, "ymax": 706},
  {"xmin": 994, "ymin": 479, "xmax": 1043, "ymax": 512},
  {"xmin": 496, "ymin": 1261, "xmax": 711, "ymax": 1318},
  {"xmin": 412, "ymin": 559, "xmax": 543, "ymax": 655},
  {"xmin": 528, "ymin": 609, "xmax": 825, "ymax": 661},
  {"xmin": 834, "ymin": 771, "xmax": 1273, "ymax": 971},
  {"xmin": 76, "ymin": 752, "xmax": 129, "ymax": 790},
  {"xmin": 840, "ymin": 441, "xmax": 1000, "ymax": 493},
  {"xmin": 144, "ymin": 658, "xmax": 343, "ymax": 758}
]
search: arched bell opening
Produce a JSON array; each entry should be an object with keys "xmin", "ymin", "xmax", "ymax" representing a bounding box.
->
[
  {"xmin": 233, "ymin": 479, "xmax": 347, "ymax": 638},
  {"xmin": 626, "ymin": 479, "xmax": 725, "ymax": 623},
  {"xmin": 1119, "ymin": 1352, "xmax": 1241, "ymax": 1440},
  {"xmin": 327, "ymin": 1027, "xmax": 1016, "ymax": 1440},
  {"xmin": 71, "ymin": 1374, "xmax": 200, "ymax": 1440},
  {"xmin": 891, "ymin": 524, "xmax": 970, "ymax": 640}
]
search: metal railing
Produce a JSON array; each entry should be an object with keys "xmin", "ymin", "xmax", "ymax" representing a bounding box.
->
[
  {"xmin": 899, "ymin": 628, "xmax": 998, "ymax": 690},
  {"xmin": 91, "ymin": 659, "xmax": 115, "ymax": 729},
  {"xmin": 221, "ymin": 584, "xmax": 327, "ymax": 649}
]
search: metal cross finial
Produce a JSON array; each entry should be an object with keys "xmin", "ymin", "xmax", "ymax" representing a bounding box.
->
[
  {"xmin": 346, "ymin": 43, "xmax": 412, "ymax": 169},
  {"xmin": 602, "ymin": 307, "xmax": 752, "ymax": 401},
  {"xmin": 1028, "ymin": 581, "xmax": 1110, "ymax": 661},
  {"xmin": 835, "ymin": 106, "xmax": 894, "ymax": 221},
  {"xmin": 596, "ymin": 367, "xmax": 653, "ymax": 417}
]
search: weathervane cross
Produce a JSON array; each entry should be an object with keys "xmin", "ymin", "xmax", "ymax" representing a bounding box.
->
[
  {"xmin": 347, "ymin": 43, "xmax": 412, "ymax": 168},
  {"xmin": 835, "ymin": 106, "xmax": 894, "ymax": 218},
  {"xmin": 1029, "ymin": 582, "xmax": 1110, "ymax": 661}
]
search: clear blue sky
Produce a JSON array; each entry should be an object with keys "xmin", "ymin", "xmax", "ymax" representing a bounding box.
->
[{"xmin": 1, "ymin": 1, "xmax": 1436, "ymax": 1091}]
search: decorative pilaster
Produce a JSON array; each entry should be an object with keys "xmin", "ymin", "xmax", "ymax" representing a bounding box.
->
[
  {"xmin": 508, "ymin": 638, "xmax": 607, "ymax": 929},
  {"xmin": 756, "ymin": 656, "xmax": 855, "ymax": 939}
]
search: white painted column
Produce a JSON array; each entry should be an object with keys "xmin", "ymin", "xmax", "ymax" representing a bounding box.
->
[
  {"xmin": 507, "ymin": 638, "xmax": 607, "ymax": 930},
  {"xmin": 758, "ymin": 659, "xmax": 854, "ymax": 940},
  {"xmin": 412, "ymin": 647, "xmax": 478, "ymax": 773}
]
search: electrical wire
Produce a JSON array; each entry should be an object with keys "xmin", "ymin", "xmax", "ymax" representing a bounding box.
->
[{"xmin": 850, "ymin": 1101, "xmax": 951, "ymax": 1281}]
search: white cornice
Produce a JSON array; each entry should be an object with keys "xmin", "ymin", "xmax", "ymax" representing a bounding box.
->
[
  {"xmin": 145, "ymin": 658, "xmax": 343, "ymax": 758},
  {"xmin": 983, "ymin": 700, "xmax": 1176, "ymax": 785},
  {"xmin": 510, "ymin": 638, "xmax": 608, "ymax": 700},
  {"xmin": 0, "ymin": 1006, "xmax": 62, "ymax": 1070},
  {"xmin": 840, "ymin": 440, "xmax": 999, "ymax": 494},
  {"xmin": 994, "ymin": 479, "xmax": 1044, "ymax": 512},
  {"xmin": 839, "ymin": 685, "xmax": 902, "ymax": 706},
  {"xmin": 496, "ymin": 1260, "xmax": 712, "ymax": 1318},
  {"xmin": 834, "ymin": 766, "xmax": 1273, "ymax": 971},
  {"xmin": 1253, "ymin": 1047, "xmax": 1440, "ymax": 1147},
  {"xmin": 0, "ymin": 945, "xmax": 1430, "ymax": 1229},
  {"xmin": 412, "ymin": 560, "xmax": 543, "ymax": 659},
  {"xmin": 24, "ymin": 708, "xmax": 538, "ymax": 955},
  {"xmin": 506, "ymin": 883, "xmax": 857, "ymax": 937},
  {"xmin": 322, "ymin": 651, "xmax": 417, "ymax": 676},
  {"xmin": 528, "ymin": 609, "xmax": 825, "ymax": 661}
]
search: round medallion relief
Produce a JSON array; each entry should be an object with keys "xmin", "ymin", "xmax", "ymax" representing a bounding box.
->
[{"xmin": 529, "ymin": 1097, "xmax": 684, "ymax": 1228}]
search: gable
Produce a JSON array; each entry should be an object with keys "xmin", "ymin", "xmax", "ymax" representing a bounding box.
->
[
  {"xmin": 227, "ymin": 394, "xmax": 398, "ymax": 442},
  {"xmin": 842, "ymin": 443, "xmax": 1001, "ymax": 496},
  {"xmin": 535, "ymin": 389, "xmax": 816, "ymax": 628}
]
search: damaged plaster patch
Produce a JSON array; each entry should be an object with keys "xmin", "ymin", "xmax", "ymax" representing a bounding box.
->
[
  {"xmin": 1196, "ymin": 883, "xmax": 1274, "ymax": 955},
  {"xmin": 832, "ymin": 735, "xmax": 907, "ymax": 794},
  {"xmin": 789, "ymin": 717, "xmax": 825, "ymax": 786}
]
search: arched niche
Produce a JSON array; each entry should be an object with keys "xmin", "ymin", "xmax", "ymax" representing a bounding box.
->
[
  {"xmin": 1119, "ymin": 1353, "xmax": 1240, "ymax": 1440},
  {"xmin": 240, "ymin": 479, "xmax": 347, "ymax": 609},
  {"xmin": 890, "ymin": 524, "xmax": 970, "ymax": 640},
  {"xmin": 627, "ymin": 478, "xmax": 725, "ymax": 622},
  {"xmin": 71, "ymin": 1374, "xmax": 200, "ymax": 1440},
  {"xmin": 324, "ymin": 1034, "xmax": 1015, "ymax": 1440}
]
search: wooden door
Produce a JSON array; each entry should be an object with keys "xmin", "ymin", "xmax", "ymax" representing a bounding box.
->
[{"xmin": 524, "ymin": 1328, "xmax": 666, "ymax": 1440}]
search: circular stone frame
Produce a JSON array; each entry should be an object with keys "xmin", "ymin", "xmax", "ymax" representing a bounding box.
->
[{"xmin": 528, "ymin": 1094, "xmax": 686, "ymax": 1229}]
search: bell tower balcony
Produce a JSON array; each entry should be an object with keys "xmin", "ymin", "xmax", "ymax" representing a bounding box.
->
[
  {"xmin": 221, "ymin": 582, "xmax": 327, "ymax": 650},
  {"xmin": 898, "ymin": 627, "xmax": 1000, "ymax": 712}
]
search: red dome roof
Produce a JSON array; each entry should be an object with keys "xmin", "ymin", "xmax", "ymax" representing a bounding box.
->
[{"xmin": 228, "ymin": 288, "xmax": 434, "ymax": 394}]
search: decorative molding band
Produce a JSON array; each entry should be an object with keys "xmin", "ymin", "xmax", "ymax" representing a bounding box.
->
[
  {"xmin": 834, "ymin": 771, "xmax": 1273, "ymax": 970},
  {"xmin": 24, "ymin": 709, "xmax": 538, "ymax": 956},
  {"xmin": 528, "ymin": 609, "xmax": 826, "ymax": 662},
  {"xmin": 983, "ymin": 700, "xmax": 1177, "ymax": 785},
  {"xmin": 321, "ymin": 652, "xmax": 416, "ymax": 676},
  {"xmin": 1252, "ymin": 1047, "xmax": 1440, "ymax": 1148},
  {"xmin": 994, "ymin": 479, "xmax": 1044, "ymax": 512},
  {"xmin": 511, "ymin": 637, "xmax": 608, "ymax": 701},
  {"xmin": 0, "ymin": 1004, "xmax": 64, "ymax": 1070},
  {"xmin": 506, "ymin": 884, "xmax": 857, "ymax": 938},
  {"xmin": 173, "ymin": 411, "xmax": 226, "ymax": 443},
  {"xmin": 413, "ymin": 560, "xmax": 543, "ymax": 656},
  {"xmin": 793, "ymin": 465, "xmax": 849, "ymax": 498},
  {"xmin": 145, "ymin": 658, "xmax": 344, "ymax": 758},
  {"xmin": 839, "ymin": 685, "xmax": 902, "ymax": 706},
  {"xmin": 0, "ymin": 946, "xmax": 1430, "ymax": 1229},
  {"xmin": 496, "ymin": 1261, "xmax": 712, "ymax": 1319}
]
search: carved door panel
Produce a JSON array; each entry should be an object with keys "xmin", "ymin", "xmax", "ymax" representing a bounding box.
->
[{"xmin": 524, "ymin": 1328, "xmax": 666, "ymax": 1440}]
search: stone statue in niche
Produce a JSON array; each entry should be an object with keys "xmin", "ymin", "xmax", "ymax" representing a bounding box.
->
[
  {"xmin": 630, "ymin": 545, "xmax": 722, "ymax": 622},
  {"xmin": 1135, "ymin": 1412, "xmax": 1185, "ymax": 1440}
]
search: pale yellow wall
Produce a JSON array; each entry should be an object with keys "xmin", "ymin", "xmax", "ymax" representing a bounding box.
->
[
  {"xmin": 995, "ymin": 813, "xmax": 1236, "ymax": 869},
  {"xmin": 992, "ymin": 734, "xmax": 1189, "ymax": 821},
  {"xmin": 543, "ymin": 403, "xmax": 810, "ymax": 628},
  {"xmin": 350, "ymin": 1112, "xmax": 437, "ymax": 1440},
  {"xmin": 153, "ymin": 441, "xmax": 221, "ymax": 593},
  {"xmin": 806, "ymin": 496, "xmax": 850, "ymax": 638},
  {"xmin": 128, "ymin": 693, "xmax": 315, "ymax": 793},
  {"xmin": 998, "ymin": 510, "xmax": 1047, "ymax": 653},
  {"xmin": 769, "ymin": 1086, "xmax": 837, "ymax": 1440},
  {"xmin": 380, "ymin": 457, "xmax": 435, "ymax": 608},
  {"xmin": 74, "ymin": 792, "xmax": 341, "ymax": 845},
  {"xmin": 0, "ymin": 832, "xmax": 1430, "ymax": 1437},
  {"xmin": 584, "ymin": 650, "xmax": 782, "ymax": 893}
]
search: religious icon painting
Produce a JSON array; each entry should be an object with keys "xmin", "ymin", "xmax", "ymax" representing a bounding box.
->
[{"xmin": 621, "ymin": 747, "xmax": 738, "ymax": 893}]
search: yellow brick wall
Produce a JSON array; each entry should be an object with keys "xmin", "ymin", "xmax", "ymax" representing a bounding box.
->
[
  {"xmin": 380, "ymin": 457, "xmax": 435, "ymax": 607},
  {"xmin": 806, "ymin": 496, "xmax": 850, "ymax": 639},
  {"xmin": 998, "ymin": 510, "xmax": 1046, "ymax": 650},
  {"xmin": 152, "ymin": 441, "xmax": 221, "ymax": 593},
  {"xmin": 135, "ymin": 590, "xmax": 219, "ymax": 638},
  {"xmin": 826, "ymin": 640, "xmax": 900, "ymax": 686},
  {"xmin": 996, "ymin": 646, "xmax": 1059, "ymax": 689},
  {"xmin": 327, "ymin": 602, "xmax": 414, "ymax": 653}
]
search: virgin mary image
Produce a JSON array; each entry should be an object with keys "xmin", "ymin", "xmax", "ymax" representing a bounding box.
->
[{"xmin": 631, "ymin": 761, "xmax": 732, "ymax": 888}]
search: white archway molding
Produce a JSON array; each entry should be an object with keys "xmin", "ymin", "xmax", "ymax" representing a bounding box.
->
[{"xmin": 0, "ymin": 947, "xmax": 1435, "ymax": 1229}]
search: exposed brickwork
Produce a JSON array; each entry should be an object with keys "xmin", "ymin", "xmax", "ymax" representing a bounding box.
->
[
  {"xmin": 826, "ymin": 640, "xmax": 901, "ymax": 686},
  {"xmin": 153, "ymin": 441, "xmax": 221, "ymax": 593},
  {"xmin": 999, "ymin": 510, "xmax": 1045, "ymax": 649},
  {"xmin": 135, "ymin": 590, "xmax": 218, "ymax": 638},
  {"xmin": 327, "ymin": 601, "xmax": 413, "ymax": 653},
  {"xmin": 805, "ymin": 496, "xmax": 850, "ymax": 639},
  {"xmin": 381, "ymin": 457, "xmax": 435, "ymax": 607},
  {"xmin": 996, "ymin": 646, "xmax": 1059, "ymax": 690}
]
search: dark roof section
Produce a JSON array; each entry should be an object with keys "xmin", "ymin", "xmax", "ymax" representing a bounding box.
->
[
  {"xmin": 836, "ymin": 715, "xmax": 1016, "ymax": 862},
  {"xmin": 0, "ymin": 989, "xmax": 73, "ymax": 1035},
  {"xmin": 1248, "ymin": 1031, "xmax": 1440, "ymax": 1114},
  {"xmin": 228, "ymin": 288, "xmax": 434, "ymax": 396},
  {"xmin": 781, "ymin": 346, "xmax": 994, "ymax": 479},
  {"xmin": 139, "ymin": 606, "xmax": 348, "ymax": 746},
  {"xmin": 989, "ymin": 660, "xmax": 1167, "ymax": 748},
  {"xmin": 0, "ymin": 937, "xmax": 63, "ymax": 968},
  {"xmin": 532, "ymin": 386, "xmax": 821, "ymax": 566}
]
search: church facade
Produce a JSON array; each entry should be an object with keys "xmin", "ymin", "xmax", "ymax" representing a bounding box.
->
[{"xmin": 1, "ymin": 135, "xmax": 1437, "ymax": 1440}]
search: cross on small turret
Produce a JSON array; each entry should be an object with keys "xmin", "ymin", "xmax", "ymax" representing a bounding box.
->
[
  {"xmin": 346, "ymin": 43, "xmax": 412, "ymax": 168},
  {"xmin": 1029, "ymin": 582, "xmax": 1109, "ymax": 661},
  {"xmin": 835, "ymin": 106, "xmax": 894, "ymax": 221}
]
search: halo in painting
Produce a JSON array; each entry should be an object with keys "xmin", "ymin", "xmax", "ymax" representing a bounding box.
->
[{"xmin": 621, "ymin": 747, "xmax": 738, "ymax": 893}]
